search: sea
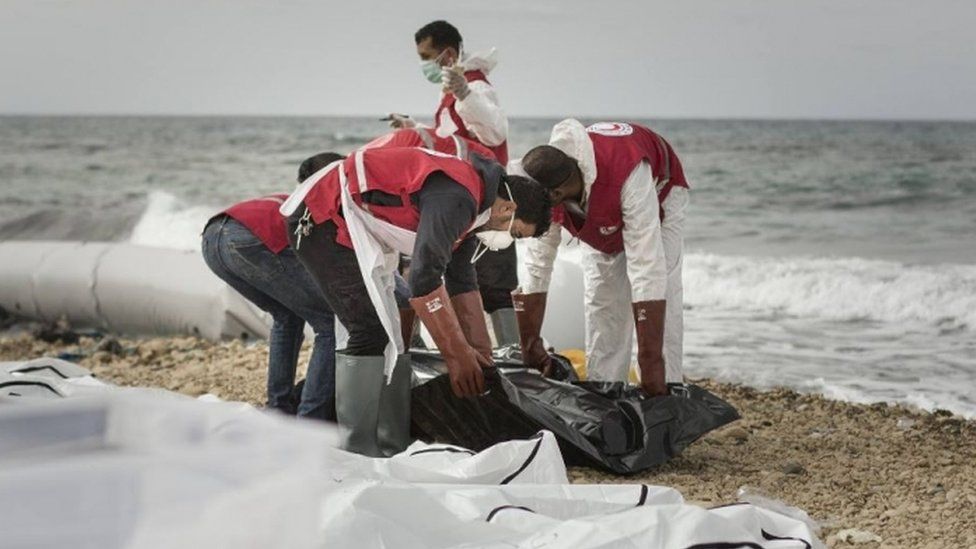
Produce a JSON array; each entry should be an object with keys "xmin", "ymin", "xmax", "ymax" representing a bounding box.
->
[{"xmin": 1, "ymin": 116, "xmax": 974, "ymax": 417}]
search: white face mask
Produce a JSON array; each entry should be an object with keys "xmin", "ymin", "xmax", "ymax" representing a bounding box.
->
[{"xmin": 471, "ymin": 182, "xmax": 516, "ymax": 264}]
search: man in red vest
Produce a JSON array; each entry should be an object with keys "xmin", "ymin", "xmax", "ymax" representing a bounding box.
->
[
  {"xmin": 361, "ymin": 127, "xmax": 502, "ymax": 348},
  {"xmin": 281, "ymin": 147, "xmax": 551, "ymax": 456},
  {"xmin": 516, "ymin": 120, "xmax": 690, "ymax": 397},
  {"xmin": 386, "ymin": 20, "xmax": 520, "ymax": 350},
  {"xmin": 201, "ymin": 153, "xmax": 344, "ymax": 420}
]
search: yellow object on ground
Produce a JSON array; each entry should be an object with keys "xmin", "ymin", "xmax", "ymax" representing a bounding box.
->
[
  {"xmin": 557, "ymin": 348, "xmax": 641, "ymax": 383},
  {"xmin": 558, "ymin": 349, "xmax": 587, "ymax": 380}
]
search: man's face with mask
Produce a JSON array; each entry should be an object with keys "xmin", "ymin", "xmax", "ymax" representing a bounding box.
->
[
  {"xmin": 416, "ymin": 37, "xmax": 457, "ymax": 83},
  {"xmin": 485, "ymin": 197, "xmax": 537, "ymax": 240},
  {"xmin": 470, "ymin": 196, "xmax": 537, "ymax": 264}
]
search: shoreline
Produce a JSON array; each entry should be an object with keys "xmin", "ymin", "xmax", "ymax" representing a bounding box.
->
[{"xmin": 2, "ymin": 332, "xmax": 974, "ymax": 547}]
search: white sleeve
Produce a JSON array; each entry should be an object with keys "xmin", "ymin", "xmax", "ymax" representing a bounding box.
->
[
  {"xmin": 621, "ymin": 161, "xmax": 668, "ymax": 302},
  {"xmin": 520, "ymin": 223, "xmax": 562, "ymax": 294},
  {"xmin": 454, "ymin": 81, "xmax": 508, "ymax": 147}
]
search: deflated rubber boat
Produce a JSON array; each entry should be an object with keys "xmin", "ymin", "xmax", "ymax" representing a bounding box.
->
[{"xmin": 0, "ymin": 241, "xmax": 270, "ymax": 340}]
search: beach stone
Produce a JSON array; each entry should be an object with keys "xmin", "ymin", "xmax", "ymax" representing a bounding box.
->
[
  {"xmin": 781, "ymin": 461, "xmax": 806, "ymax": 475},
  {"xmin": 834, "ymin": 528, "xmax": 882, "ymax": 544},
  {"xmin": 95, "ymin": 337, "xmax": 124, "ymax": 355},
  {"xmin": 896, "ymin": 417, "xmax": 916, "ymax": 430},
  {"xmin": 92, "ymin": 351, "xmax": 112, "ymax": 364},
  {"xmin": 721, "ymin": 426, "xmax": 749, "ymax": 444}
]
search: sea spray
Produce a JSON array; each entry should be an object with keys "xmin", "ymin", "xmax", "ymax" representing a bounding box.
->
[{"xmin": 128, "ymin": 191, "xmax": 221, "ymax": 251}]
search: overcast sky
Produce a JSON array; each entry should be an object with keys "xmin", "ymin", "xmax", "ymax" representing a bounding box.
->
[{"xmin": 2, "ymin": 0, "xmax": 974, "ymax": 119}]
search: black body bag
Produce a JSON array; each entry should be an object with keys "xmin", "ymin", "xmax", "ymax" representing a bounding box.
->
[{"xmin": 409, "ymin": 351, "xmax": 740, "ymax": 475}]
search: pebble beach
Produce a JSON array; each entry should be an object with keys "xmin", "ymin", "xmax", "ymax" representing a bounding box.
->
[{"xmin": 2, "ymin": 332, "xmax": 974, "ymax": 548}]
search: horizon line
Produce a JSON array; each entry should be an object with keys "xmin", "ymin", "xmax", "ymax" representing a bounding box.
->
[{"xmin": 1, "ymin": 112, "xmax": 975, "ymax": 124}]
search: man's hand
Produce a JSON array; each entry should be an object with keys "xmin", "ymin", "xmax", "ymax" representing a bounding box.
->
[
  {"xmin": 523, "ymin": 339, "xmax": 553, "ymax": 376},
  {"xmin": 640, "ymin": 360, "xmax": 669, "ymax": 397},
  {"xmin": 388, "ymin": 113, "xmax": 416, "ymax": 129},
  {"xmin": 633, "ymin": 300, "xmax": 669, "ymax": 397},
  {"xmin": 512, "ymin": 291, "xmax": 554, "ymax": 376},
  {"xmin": 442, "ymin": 66, "xmax": 470, "ymax": 100},
  {"xmin": 445, "ymin": 345, "xmax": 487, "ymax": 398}
]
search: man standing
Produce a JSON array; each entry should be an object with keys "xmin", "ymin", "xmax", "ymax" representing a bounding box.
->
[
  {"xmin": 515, "ymin": 120, "xmax": 690, "ymax": 397},
  {"xmin": 388, "ymin": 20, "xmax": 519, "ymax": 349},
  {"xmin": 281, "ymin": 147, "xmax": 550, "ymax": 456}
]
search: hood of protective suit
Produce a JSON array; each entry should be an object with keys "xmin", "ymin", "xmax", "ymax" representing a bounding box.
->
[
  {"xmin": 460, "ymin": 48, "xmax": 498, "ymax": 75},
  {"xmin": 548, "ymin": 119, "xmax": 597, "ymax": 195}
]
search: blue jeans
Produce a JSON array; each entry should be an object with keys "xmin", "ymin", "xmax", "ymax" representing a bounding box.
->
[{"xmin": 202, "ymin": 216, "xmax": 337, "ymax": 420}]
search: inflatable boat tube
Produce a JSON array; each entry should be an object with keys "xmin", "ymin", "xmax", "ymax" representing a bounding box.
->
[
  {"xmin": 0, "ymin": 241, "xmax": 270, "ymax": 340},
  {"xmin": 0, "ymin": 240, "xmax": 583, "ymax": 349}
]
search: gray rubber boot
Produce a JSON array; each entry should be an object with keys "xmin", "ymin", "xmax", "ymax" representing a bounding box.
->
[
  {"xmin": 490, "ymin": 308, "xmax": 520, "ymax": 348},
  {"xmin": 334, "ymin": 352, "xmax": 384, "ymax": 457},
  {"xmin": 376, "ymin": 354, "xmax": 413, "ymax": 457}
]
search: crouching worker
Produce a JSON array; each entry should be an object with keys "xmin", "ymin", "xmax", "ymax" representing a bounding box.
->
[
  {"xmin": 202, "ymin": 153, "xmax": 344, "ymax": 419},
  {"xmin": 361, "ymin": 127, "xmax": 520, "ymax": 347},
  {"xmin": 281, "ymin": 147, "xmax": 551, "ymax": 456},
  {"xmin": 516, "ymin": 120, "xmax": 690, "ymax": 397}
]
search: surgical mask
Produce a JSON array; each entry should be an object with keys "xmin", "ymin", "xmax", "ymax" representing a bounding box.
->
[
  {"xmin": 419, "ymin": 49, "xmax": 449, "ymax": 84},
  {"xmin": 471, "ymin": 182, "xmax": 516, "ymax": 263},
  {"xmin": 420, "ymin": 59, "xmax": 442, "ymax": 83}
]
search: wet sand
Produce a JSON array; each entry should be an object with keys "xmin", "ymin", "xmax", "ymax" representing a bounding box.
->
[{"xmin": 2, "ymin": 332, "xmax": 974, "ymax": 548}]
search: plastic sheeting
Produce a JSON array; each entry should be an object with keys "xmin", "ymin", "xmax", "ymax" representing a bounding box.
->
[
  {"xmin": 1, "ymin": 357, "xmax": 108, "ymax": 398},
  {"xmin": 0, "ymin": 240, "xmax": 270, "ymax": 340},
  {"xmin": 411, "ymin": 353, "xmax": 739, "ymax": 474},
  {"xmin": 0, "ymin": 357, "xmax": 820, "ymax": 549},
  {"xmin": 515, "ymin": 239, "xmax": 586, "ymax": 350}
]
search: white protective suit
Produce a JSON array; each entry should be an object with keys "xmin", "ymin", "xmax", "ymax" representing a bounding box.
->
[
  {"xmin": 519, "ymin": 119, "xmax": 688, "ymax": 383},
  {"xmin": 434, "ymin": 48, "xmax": 508, "ymax": 146}
]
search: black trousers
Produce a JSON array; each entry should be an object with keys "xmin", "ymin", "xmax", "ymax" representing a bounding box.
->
[
  {"xmin": 475, "ymin": 246, "xmax": 518, "ymax": 313},
  {"xmin": 287, "ymin": 211, "xmax": 389, "ymax": 356}
]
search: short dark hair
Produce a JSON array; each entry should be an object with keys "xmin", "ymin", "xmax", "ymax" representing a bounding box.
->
[
  {"xmin": 297, "ymin": 152, "xmax": 345, "ymax": 183},
  {"xmin": 521, "ymin": 145, "xmax": 576, "ymax": 190},
  {"xmin": 501, "ymin": 175, "xmax": 552, "ymax": 237},
  {"xmin": 414, "ymin": 20, "xmax": 462, "ymax": 52}
]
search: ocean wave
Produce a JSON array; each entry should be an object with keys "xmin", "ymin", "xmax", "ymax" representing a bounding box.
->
[
  {"xmin": 127, "ymin": 191, "xmax": 221, "ymax": 251},
  {"xmin": 802, "ymin": 378, "xmax": 976, "ymax": 419},
  {"xmin": 124, "ymin": 194, "xmax": 976, "ymax": 333},
  {"xmin": 685, "ymin": 253, "xmax": 976, "ymax": 330}
]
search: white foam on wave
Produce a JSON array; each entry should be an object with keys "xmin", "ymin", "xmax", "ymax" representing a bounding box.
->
[
  {"xmin": 684, "ymin": 252, "xmax": 976, "ymax": 330},
  {"xmin": 128, "ymin": 191, "xmax": 221, "ymax": 251},
  {"xmin": 801, "ymin": 377, "xmax": 976, "ymax": 419}
]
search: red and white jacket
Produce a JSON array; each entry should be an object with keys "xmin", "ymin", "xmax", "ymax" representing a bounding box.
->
[
  {"xmin": 432, "ymin": 49, "xmax": 508, "ymax": 165},
  {"xmin": 361, "ymin": 127, "xmax": 497, "ymax": 162},
  {"xmin": 300, "ymin": 147, "xmax": 486, "ymax": 249},
  {"xmin": 520, "ymin": 120, "xmax": 690, "ymax": 302},
  {"xmin": 550, "ymin": 122, "xmax": 689, "ymax": 255}
]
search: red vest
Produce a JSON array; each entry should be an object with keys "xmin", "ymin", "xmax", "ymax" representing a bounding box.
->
[
  {"xmin": 303, "ymin": 147, "xmax": 486, "ymax": 249},
  {"xmin": 434, "ymin": 70, "xmax": 509, "ymax": 165},
  {"xmin": 553, "ymin": 122, "xmax": 690, "ymax": 255},
  {"xmin": 361, "ymin": 128, "xmax": 497, "ymax": 162},
  {"xmin": 222, "ymin": 194, "xmax": 291, "ymax": 253}
]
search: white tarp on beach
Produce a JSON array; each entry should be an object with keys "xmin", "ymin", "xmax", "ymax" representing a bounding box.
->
[{"xmin": 0, "ymin": 361, "xmax": 821, "ymax": 549}]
